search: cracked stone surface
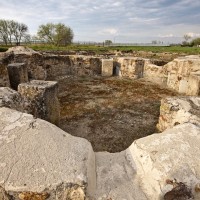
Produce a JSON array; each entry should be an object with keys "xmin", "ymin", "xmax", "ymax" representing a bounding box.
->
[
  {"xmin": 128, "ymin": 123, "xmax": 200, "ymax": 199},
  {"xmin": 164, "ymin": 55, "xmax": 200, "ymax": 95},
  {"xmin": 94, "ymin": 151, "xmax": 147, "ymax": 200},
  {"xmin": 0, "ymin": 107, "xmax": 95, "ymax": 199},
  {"xmin": 157, "ymin": 96, "xmax": 200, "ymax": 132},
  {"xmin": 0, "ymin": 87, "xmax": 23, "ymax": 111}
]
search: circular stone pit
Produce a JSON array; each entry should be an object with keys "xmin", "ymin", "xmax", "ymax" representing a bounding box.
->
[{"xmin": 58, "ymin": 76, "xmax": 177, "ymax": 152}]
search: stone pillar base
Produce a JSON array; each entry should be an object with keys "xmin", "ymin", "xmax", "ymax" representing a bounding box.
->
[{"xmin": 18, "ymin": 80, "xmax": 60, "ymax": 126}]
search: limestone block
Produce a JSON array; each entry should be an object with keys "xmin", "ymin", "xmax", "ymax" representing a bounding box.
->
[
  {"xmin": 7, "ymin": 63, "xmax": 28, "ymax": 90},
  {"xmin": 157, "ymin": 97, "xmax": 200, "ymax": 132},
  {"xmin": 166, "ymin": 73, "xmax": 179, "ymax": 91},
  {"xmin": 18, "ymin": 80, "xmax": 60, "ymax": 126},
  {"xmin": 178, "ymin": 78, "xmax": 189, "ymax": 94},
  {"xmin": 0, "ymin": 107, "xmax": 95, "ymax": 199},
  {"xmin": 115, "ymin": 57, "xmax": 144, "ymax": 78},
  {"xmin": 102, "ymin": 59, "xmax": 113, "ymax": 76},
  {"xmin": 187, "ymin": 75, "xmax": 200, "ymax": 95},
  {"xmin": 128, "ymin": 123, "xmax": 200, "ymax": 199},
  {"xmin": 144, "ymin": 64, "xmax": 167, "ymax": 85},
  {"xmin": 164, "ymin": 55, "xmax": 200, "ymax": 94},
  {"xmin": 0, "ymin": 87, "xmax": 22, "ymax": 111}
]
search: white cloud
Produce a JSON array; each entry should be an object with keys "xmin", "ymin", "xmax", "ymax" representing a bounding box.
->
[
  {"xmin": 185, "ymin": 32, "xmax": 200, "ymax": 37},
  {"xmin": 98, "ymin": 28, "xmax": 118, "ymax": 35},
  {"xmin": 0, "ymin": 0, "xmax": 199, "ymax": 43},
  {"xmin": 158, "ymin": 34, "xmax": 175, "ymax": 38}
]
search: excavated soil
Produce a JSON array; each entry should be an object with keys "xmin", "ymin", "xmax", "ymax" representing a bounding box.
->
[{"xmin": 58, "ymin": 76, "xmax": 177, "ymax": 152}]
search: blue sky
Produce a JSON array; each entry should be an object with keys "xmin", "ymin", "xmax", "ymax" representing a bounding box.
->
[{"xmin": 0, "ymin": 0, "xmax": 200, "ymax": 43}]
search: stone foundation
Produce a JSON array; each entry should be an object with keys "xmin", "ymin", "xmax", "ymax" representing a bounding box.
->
[
  {"xmin": 1, "ymin": 47, "xmax": 199, "ymax": 96},
  {"xmin": 18, "ymin": 80, "xmax": 60, "ymax": 126}
]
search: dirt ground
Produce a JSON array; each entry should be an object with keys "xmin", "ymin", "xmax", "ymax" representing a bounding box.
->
[{"xmin": 58, "ymin": 76, "xmax": 177, "ymax": 152}]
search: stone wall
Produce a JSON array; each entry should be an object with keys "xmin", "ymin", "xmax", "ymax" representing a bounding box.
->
[
  {"xmin": 143, "ymin": 63, "xmax": 167, "ymax": 85},
  {"xmin": 157, "ymin": 96, "xmax": 200, "ymax": 132},
  {"xmin": 4, "ymin": 49, "xmax": 102, "ymax": 81},
  {"xmin": 115, "ymin": 57, "xmax": 145, "ymax": 78},
  {"xmin": 164, "ymin": 55, "xmax": 200, "ymax": 95},
  {"xmin": 1, "ymin": 47, "xmax": 200, "ymax": 96}
]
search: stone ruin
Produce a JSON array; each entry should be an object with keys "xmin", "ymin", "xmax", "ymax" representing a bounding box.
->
[{"xmin": 0, "ymin": 46, "xmax": 200, "ymax": 199}]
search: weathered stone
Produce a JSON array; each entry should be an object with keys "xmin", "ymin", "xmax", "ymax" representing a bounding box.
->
[
  {"xmin": 0, "ymin": 107, "xmax": 95, "ymax": 199},
  {"xmin": 18, "ymin": 80, "xmax": 60, "ymax": 126},
  {"xmin": 128, "ymin": 123, "xmax": 200, "ymax": 199},
  {"xmin": 7, "ymin": 63, "xmax": 28, "ymax": 90},
  {"xmin": 0, "ymin": 87, "xmax": 22, "ymax": 111},
  {"xmin": 3, "ymin": 49, "xmax": 102, "ymax": 80},
  {"xmin": 6, "ymin": 46, "xmax": 37, "ymax": 55},
  {"xmin": 101, "ymin": 59, "xmax": 113, "ymax": 76},
  {"xmin": 187, "ymin": 74, "xmax": 200, "ymax": 95},
  {"xmin": 115, "ymin": 57, "xmax": 145, "ymax": 78},
  {"xmin": 94, "ymin": 151, "xmax": 147, "ymax": 200},
  {"xmin": 157, "ymin": 96, "xmax": 200, "ymax": 132},
  {"xmin": 164, "ymin": 55, "xmax": 200, "ymax": 95},
  {"xmin": 0, "ymin": 187, "xmax": 11, "ymax": 200},
  {"xmin": 144, "ymin": 63, "xmax": 167, "ymax": 85}
]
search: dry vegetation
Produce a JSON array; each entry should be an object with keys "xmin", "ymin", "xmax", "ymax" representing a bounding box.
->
[{"xmin": 58, "ymin": 76, "xmax": 177, "ymax": 152}]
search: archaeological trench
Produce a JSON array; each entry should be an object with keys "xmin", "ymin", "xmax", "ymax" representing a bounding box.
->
[{"xmin": 0, "ymin": 46, "xmax": 200, "ymax": 200}]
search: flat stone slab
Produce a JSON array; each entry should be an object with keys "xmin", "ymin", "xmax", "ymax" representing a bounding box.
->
[
  {"xmin": 94, "ymin": 151, "xmax": 147, "ymax": 200},
  {"xmin": 0, "ymin": 107, "xmax": 95, "ymax": 198},
  {"xmin": 101, "ymin": 59, "xmax": 113, "ymax": 77}
]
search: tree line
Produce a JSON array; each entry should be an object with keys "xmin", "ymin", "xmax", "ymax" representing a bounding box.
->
[
  {"xmin": 183, "ymin": 34, "xmax": 200, "ymax": 46},
  {"xmin": 0, "ymin": 19, "xmax": 74, "ymax": 46}
]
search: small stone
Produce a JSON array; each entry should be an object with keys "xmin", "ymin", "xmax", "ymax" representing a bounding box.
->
[
  {"xmin": 65, "ymin": 186, "xmax": 85, "ymax": 200},
  {"xmin": 195, "ymin": 183, "xmax": 200, "ymax": 192}
]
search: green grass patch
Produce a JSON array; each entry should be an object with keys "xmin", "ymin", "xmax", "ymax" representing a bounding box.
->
[
  {"xmin": 28, "ymin": 45, "xmax": 200, "ymax": 54},
  {"xmin": 0, "ymin": 44, "xmax": 200, "ymax": 55},
  {"xmin": 0, "ymin": 46, "xmax": 9, "ymax": 52}
]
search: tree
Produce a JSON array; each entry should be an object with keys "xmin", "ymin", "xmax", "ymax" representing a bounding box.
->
[
  {"xmin": 12, "ymin": 22, "xmax": 28, "ymax": 45},
  {"xmin": 190, "ymin": 37, "xmax": 200, "ymax": 46},
  {"xmin": 37, "ymin": 23, "xmax": 74, "ymax": 46},
  {"xmin": 183, "ymin": 34, "xmax": 191, "ymax": 42},
  {"xmin": 0, "ymin": 19, "xmax": 9, "ymax": 45},
  {"xmin": 0, "ymin": 19, "xmax": 29, "ymax": 45},
  {"xmin": 182, "ymin": 34, "xmax": 192, "ymax": 46},
  {"xmin": 105, "ymin": 40, "xmax": 112, "ymax": 46}
]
